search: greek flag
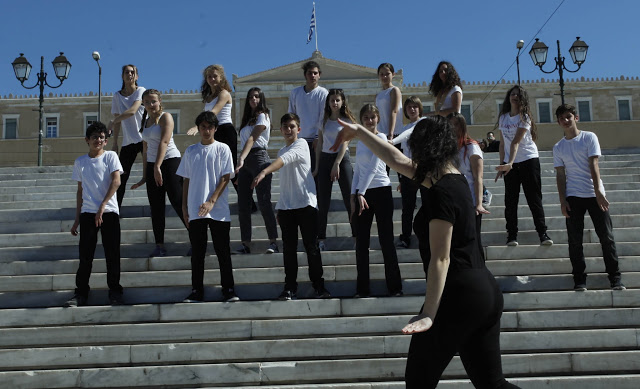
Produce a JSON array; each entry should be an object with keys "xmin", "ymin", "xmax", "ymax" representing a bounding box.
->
[{"xmin": 307, "ymin": 3, "xmax": 316, "ymax": 44}]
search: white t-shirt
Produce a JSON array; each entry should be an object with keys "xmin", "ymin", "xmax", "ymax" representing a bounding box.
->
[
  {"xmin": 376, "ymin": 86, "xmax": 403, "ymax": 137},
  {"xmin": 276, "ymin": 138, "xmax": 317, "ymax": 210},
  {"xmin": 72, "ymin": 151, "xmax": 123, "ymax": 214},
  {"xmin": 240, "ymin": 113, "xmax": 270, "ymax": 150},
  {"xmin": 352, "ymin": 133, "xmax": 391, "ymax": 195},
  {"xmin": 176, "ymin": 142, "xmax": 234, "ymax": 222},
  {"xmin": 321, "ymin": 118, "xmax": 351, "ymax": 154},
  {"xmin": 458, "ymin": 142, "xmax": 484, "ymax": 205},
  {"xmin": 142, "ymin": 113, "xmax": 181, "ymax": 162},
  {"xmin": 288, "ymin": 85, "xmax": 328, "ymax": 141},
  {"xmin": 439, "ymin": 85, "xmax": 463, "ymax": 112},
  {"xmin": 553, "ymin": 130, "xmax": 605, "ymax": 198},
  {"xmin": 111, "ymin": 87, "xmax": 145, "ymax": 147},
  {"xmin": 204, "ymin": 96, "xmax": 232, "ymax": 125},
  {"xmin": 499, "ymin": 113, "xmax": 538, "ymax": 163}
]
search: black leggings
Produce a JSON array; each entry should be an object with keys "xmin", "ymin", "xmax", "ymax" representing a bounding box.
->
[
  {"xmin": 215, "ymin": 123, "xmax": 238, "ymax": 171},
  {"xmin": 116, "ymin": 141, "xmax": 143, "ymax": 208},
  {"xmin": 145, "ymin": 158, "xmax": 186, "ymax": 244},
  {"xmin": 405, "ymin": 268, "xmax": 520, "ymax": 389}
]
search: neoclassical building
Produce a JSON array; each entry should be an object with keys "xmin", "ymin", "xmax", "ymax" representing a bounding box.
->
[{"xmin": 1, "ymin": 51, "xmax": 638, "ymax": 166}]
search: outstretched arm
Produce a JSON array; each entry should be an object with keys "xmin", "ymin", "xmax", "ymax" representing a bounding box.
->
[{"xmin": 252, "ymin": 158, "xmax": 284, "ymax": 189}]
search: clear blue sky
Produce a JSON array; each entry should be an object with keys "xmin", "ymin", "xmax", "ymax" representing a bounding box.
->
[{"xmin": 2, "ymin": 0, "xmax": 638, "ymax": 99}]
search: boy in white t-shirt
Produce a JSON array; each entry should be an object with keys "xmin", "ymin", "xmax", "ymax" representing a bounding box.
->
[
  {"xmin": 65, "ymin": 122, "xmax": 124, "ymax": 307},
  {"xmin": 177, "ymin": 111, "xmax": 239, "ymax": 303},
  {"xmin": 252, "ymin": 113, "xmax": 331, "ymax": 300},
  {"xmin": 553, "ymin": 104, "xmax": 624, "ymax": 291}
]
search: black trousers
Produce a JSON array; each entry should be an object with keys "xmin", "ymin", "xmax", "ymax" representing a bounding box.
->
[
  {"xmin": 503, "ymin": 157, "xmax": 547, "ymax": 237},
  {"xmin": 215, "ymin": 123, "xmax": 238, "ymax": 171},
  {"xmin": 566, "ymin": 196, "xmax": 621, "ymax": 283},
  {"xmin": 352, "ymin": 186, "xmax": 402, "ymax": 295},
  {"xmin": 116, "ymin": 141, "xmax": 143, "ymax": 208},
  {"xmin": 399, "ymin": 174, "xmax": 428, "ymax": 242},
  {"xmin": 316, "ymin": 152, "xmax": 355, "ymax": 239},
  {"xmin": 278, "ymin": 206, "xmax": 325, "ymax": 292},
  {"xmin": 405, "ymin": 268, "xmax": 519, "ymax": 389},
  {"xmin": 145, "ymin": 158, "xmax": 185, "ymax": 244},
  {"xmin": 76, "ymin": 212, "xmax": 122, "ymax": 296},
  {"xmin": 188, "ymin": 218, "xmax": 235, "ymax": 292}
]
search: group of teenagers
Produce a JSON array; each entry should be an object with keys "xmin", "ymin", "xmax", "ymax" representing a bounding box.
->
[{"xmin": 65, "ymin": 58, "xmax": 625, "ymax": 388}]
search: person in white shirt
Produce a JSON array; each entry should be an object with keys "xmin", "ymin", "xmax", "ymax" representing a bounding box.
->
[
  {"xmin": 108, "ymin": 64, "xmax": 145, "ymax": 208},
  {"xmin": 288, "ymin": 60, "xmax": 328, "ymax": 175},
  {"xmin": 375, "ymin": 63, "xmax": 403, "ymax": 140},
  {"xmin": 130, "ymin": 89, "xmax": 187, "ymax": 257},
  {"xmin": 177, "ymin": 111, "xmax": 240, "ymax": 303},
  {"xmin": 449, "ymin": 112, "xmax": 489, "ymax": 259},
  {"xmin": 314, "ymin": 88, "xmax": 357, "ymax": 251},
  {"xmin": 553, "ymin": 104, "xmax": 624, "ymax": 291},
  {"xmin": 391, "ymin": 96, "xmax": 427, "ymax": 249},
  {"xmin": 495, "ymin": 85, "xmax": 552, "ymax": 247},
  {"xmin": 65, "ymin": 122, "xmax": 123, "ymax": 307},
  {"xmin": 234, "ymin": 87, "xmax": 279, "ymax": 255},
  {"xmin": 351, "ymin": 104, "xmax": 403, "ymax": 298},
  {"xmin": 425, "ymin": 61, "xmax": 463, "ymax": 117},
  {"xmin": 252, "ymin": 113, "xmax": 331, "ymax": 301}
]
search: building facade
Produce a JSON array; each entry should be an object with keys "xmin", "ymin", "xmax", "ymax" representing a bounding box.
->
[{"xmin": 1, "ymin": 51, "xmax": 638, "ymax": 166}]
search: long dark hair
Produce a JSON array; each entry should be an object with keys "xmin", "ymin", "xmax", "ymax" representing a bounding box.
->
[
  {"xmin": 429, "ymin": 61, "xmax": 462, "ymax": 102},
  {"xmin": 323, "ymin": 88, "xmax": 357, "ymax": 126},
  {"xmin": 409, "ymin": 115, "xmax": 459, "ymax": 185},
  {"xmin": 239, "ymin": 87, "xmax": 269, "ymax": 129},
  {"xmin": 200, "ymin": 64, "xmax": 232, "ymax": 103},
  {"xmin": 120, "ymin": 64, "xmax": 138, "ymax": 92},
  {"xmin": 497, "ymin": 85, "xmax": 538, "ymax": 141}
]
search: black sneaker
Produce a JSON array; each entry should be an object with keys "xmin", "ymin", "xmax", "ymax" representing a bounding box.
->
[
  {"xmin": 506, "ymin": 238, "xmax": 518, "ymax": 247},
  {"xmin": 109, "ymin": 291, "xmax": 124, "ymax": 306},
  {"xmin": 395, "ymin": 239, "xmax": 409, "ymax": 249},
  {"xmin": 222, "ymin": 289, "xmax": 240, "ymax": 302},
  {"xmin": 574, "ymin": 283, "xmax": 587, "ymax": 292},
  {"xmin": 278, "ymin": 289, "xmax": 296, "ymax": 301},
  {"xmin": 150, "ymin": 245, "xmax": 167, "ymax": 257},
  {"xmin": 183, "ymin": 289, "xmax": 204, "ymax": 303},
  {"xmin": 314, "ymin": 287, "xmax": 331, "ymax": 299},
  {"xmin": 234, "ymin": 243, "xmax": 251, "ymax": 254},
  {"xmin": 353, "ymin": 293, "xmax": 370, "ymax": 298},
  {"xmin": 64, "ymin": 294, "xmax": 87, "ymax": 307},
  {"xmin": 611, "ymin": 280, "xmax": 626, "ymax": 291},
  {"xmin": 540, "ymin": 233, "xmax": 553, "ymax": 246},
  {"xmin": 265, "ymin": 242, "xmax": 279, "ymax": 254}
]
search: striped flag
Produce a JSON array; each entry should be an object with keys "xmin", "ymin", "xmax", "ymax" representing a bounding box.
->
[{"xmin": 307, "ymin": 3, "xmax": 316, "ymax": 44}]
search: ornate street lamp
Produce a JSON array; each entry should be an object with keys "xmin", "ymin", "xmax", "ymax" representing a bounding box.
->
[
  {"xmin": 92, "ymin": 51, "xmax": 102, "ymax": 123},
  {"xmin": 11, "ymin": 52, "xmax": 72, "ymax": 166},
  {"xmin": 529, "ymin": 37, "xmax": 589, "ymax": 105}
]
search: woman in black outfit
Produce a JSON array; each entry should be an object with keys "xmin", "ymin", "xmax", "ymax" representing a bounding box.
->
[{"xmin": 332, "ymin": 116, "xmax": 519, "ymax": 389}]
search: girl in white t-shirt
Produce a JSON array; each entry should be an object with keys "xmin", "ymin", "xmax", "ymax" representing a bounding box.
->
[
  {"xmin": 449, "ymin": 113, "xmax": 489, "ymax": 258},
  {"xmin": 495, "ymin": 85, "xmax": 552, "ymax": 246},
  {"xmin": 187, "ymin": 65, "xmax": 238, "ymax": 174},
  {"xmin": 234, "ymin": 87, "xmax": 279, "ymax": 255},
  {"xmin": 314, "ymin": 88, "xmax": 357, "ymax": 250},
  {"xmin": 108, "ymin": 64, "xmax": 146, "ymax": 208},
  {"xmin": 375, "ymin": 63, "xmax": 403, "ymax": 140},
  {"xmin": 351, "ymin": 104, "xmax": 402, "ymax": 298},
  {"xmin": 131, "ymin": 89, "xmax": 187, "ymax": 257},
  {"xmin": 426, "ymin": 61, "xmax": 463, "ymax": 117}
]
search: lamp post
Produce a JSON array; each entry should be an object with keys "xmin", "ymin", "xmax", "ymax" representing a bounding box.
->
[
  {"xmin": 92, "ymin": 51, "xmax": 102, "ymax": 123},
  {"xmin": 529, "ymin": 37, "xmax": 589, "ymax": 105},
  {"xmin": 516, "ymin": 40, "xmax": 524, "ymax": 85},
  {"xmin": 11, "ymin": 52, "xmax": 72, "ymax": 166}
]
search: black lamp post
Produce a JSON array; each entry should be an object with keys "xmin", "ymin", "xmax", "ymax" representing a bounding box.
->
[
  {"xmin": 92, "ymin": 51, "xmax": 102, "ymax": 123},
  {"xmin": 529, "ymin": 37, "xmax": 589, "ymax": 105},
  {"xmin": 516, "ymin": 40, "xmax": 524, "ymax": 85},
  {"xmin": 11, "ymin": 52, "xmax": 72, "ymax": 166}
]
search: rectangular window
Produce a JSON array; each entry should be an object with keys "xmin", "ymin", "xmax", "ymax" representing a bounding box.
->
[
  {"xmin": 83, "ymin": 113, "xmax": 98, "ymax": 132},
  {"xmin": 423, "ymin": 104, "xmax": 433, "ymax": 114},
  {"xmin": 575, "ymin": 98, "xmax": 592, "ymax": 122},
  {"xmin": 536, "ymin": 99, "xmax": 553, "ymax": 123},
  {"xmin": 616, "ymin": 97, "xmax": 632, "ymax": 120},
  {"xmin": 461, "ymin": 103, "xmax": 473, "ymax": 125},
  {"xmin": 3, "ymin": 115, "xmax": 19, "ymax": 139},
  {"xmin": 166, "ymin": 110, "xmax": 180, "ymax": 134},
  {"xmin": 45, "ymin": 116, "xmax": 58, "ymax": 138}
]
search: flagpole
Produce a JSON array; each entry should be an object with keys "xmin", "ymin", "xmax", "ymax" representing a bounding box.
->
[{"xmin": 314, "ymin": 2, "xmax": 318, "ymax": 51}]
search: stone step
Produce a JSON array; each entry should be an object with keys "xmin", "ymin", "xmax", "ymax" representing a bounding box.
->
[
  {"xmin": 0, "ymin": 352, "xmax": 638, "ymax": 388},
  {"xmin": 1, "ymin": 307, "xmax": 638, "ymax": 348}
]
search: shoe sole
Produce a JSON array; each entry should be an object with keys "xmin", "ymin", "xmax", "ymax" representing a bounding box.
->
[
  {"xmin": 540, "ymin": 240, "xmax": 553, "ymax": 246},
  {"xmin": 574, "ymin": 287, "xmax": 587, "ymax": 292},
  {"xmin": 506, "ymin": 242, "xmax": 518, "ymax": 247},
  {"xmin": 265, "ymin": 249, "xmax": 276, "ymax": 254},
  {"xmin": 224, "ymin": 297, "xmax": 240, "ymax": 302},
  {"xmin": 612, "ymin": 286, "xmax": 626, "ymax": 291}
]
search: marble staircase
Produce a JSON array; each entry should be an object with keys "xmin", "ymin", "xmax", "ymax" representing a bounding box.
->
[{"xmin": 0, "ymin": 150, "xmax": 639, "ymax": 388}]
